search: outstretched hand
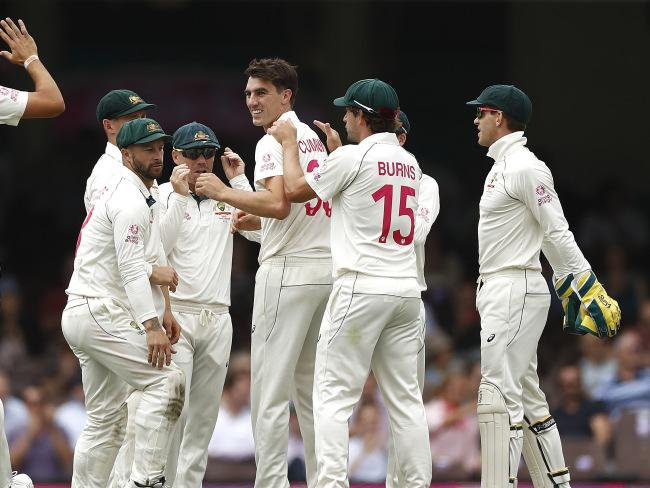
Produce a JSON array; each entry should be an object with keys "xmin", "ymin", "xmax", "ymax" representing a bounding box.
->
[
  {"xmin": 0, "ymin": 18, "xmax": 37, "ymax": 66},
  {"xmin": 313, "ymin": 120, "xmax": 342, "ymax": 152}
]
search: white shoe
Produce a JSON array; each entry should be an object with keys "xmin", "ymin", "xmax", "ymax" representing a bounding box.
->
[
  {"xmin": 127, "ymin": 478, "xmax": 166, "ymax": 488},
  {"xmin": 10, "ymin": 473, "xmax": 33, "ymax": 488}
]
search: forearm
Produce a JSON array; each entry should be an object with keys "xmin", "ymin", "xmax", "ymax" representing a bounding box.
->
[
  {"xmin": 281, "ymin": 141, "xmax": 315, "ymax": 203},
  {"xmin": 160, "ymin": 194, "xmax": 188, "ymax": 255},
  {"xmin": 9, "ymin": 432, "xmax": 35, "ymax": 467},
  {"xmin": 50, "ymin": 428, "xmax": 74, "ymax": 467},
  {"xmin": 23, "ymin": 59, "xmax": 65, "ymax": 118},
  {"xmin": 219, "ymin": 186, "xmax": 288, "ymax": 219}
]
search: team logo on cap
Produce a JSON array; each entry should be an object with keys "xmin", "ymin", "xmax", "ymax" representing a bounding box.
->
[
  {"xmin": 146, "ymin": 122, "xmax": 160, "ymax": 132},
  {"xmin": 194, "ymin": 131, "xmax": 209, "ymax": 141},
  {"xmin": 129, "ymin": 95, "xmax": 144, "ymax": 105}
]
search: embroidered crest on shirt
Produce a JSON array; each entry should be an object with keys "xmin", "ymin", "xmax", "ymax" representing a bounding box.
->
[
  {"xmin": 486, "ymin": 172, "xmax": 499, "ymax": 190},
  {"xmin": 214, "ymin": 201, "xmax": 231, "ymax": 222},
  {"xmin": 536, "ymin": 185, "xmax": 552, "ymax": 206}
]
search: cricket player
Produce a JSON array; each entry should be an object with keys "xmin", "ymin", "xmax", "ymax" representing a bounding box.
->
[
  {"xmin": 0, "ymin": 16, "xmax": 64, "ymax": 488},
  {"xmin": 85, "ymin": 89, "xmax": 156, "ymax": 212},
  {"xmin": 468, "ymin": 84, "xmax": 621, "ymax": 488},
  {"xmin": 194, "ymin": 58, "xmax": 331, "ymax": 488},
  {"xmin": 268, "ymin": 78, "xmax": 432, "ymax": 487},
  {"xmin": 61, "ymin": 118, "xmax": 185, "ymax": 488}
]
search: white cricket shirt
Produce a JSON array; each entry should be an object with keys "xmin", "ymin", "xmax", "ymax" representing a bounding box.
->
[
  {"xmin": 0, "ymin": 86, "xmax": 27, "ymax": 126},
  {"xmin": 415, "ymin": 173, "xmax": 440, "ymax": 291},
  {"xmin": 84, "ymin": 142, "xmax": 122, "ymax": 213},
  {"xmin": 305, "ymin": 132, "xmax": 421, "ymax": 283},
  {"xmin": 254, "ymin": 111, "xmax": 331, "ymax": 263},
  {"xmin": 66, "ymin": 165, "xmax": 165, "ymax": 323},
  {"xmin": 158, "ymin": 175, "xmax": 253, "ymax": 307},
  {"xmin": 478, "ymin": 131, "xmax": 589, "ymax": 277}
]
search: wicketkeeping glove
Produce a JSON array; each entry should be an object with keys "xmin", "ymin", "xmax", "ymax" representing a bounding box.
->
[
  {"xmin": 554, "ymin": 274, "xmax": 583, "ymax": 335},
  {"xmin": 572, "ymin": 270, "xmax": 621, "ymax": 339}
]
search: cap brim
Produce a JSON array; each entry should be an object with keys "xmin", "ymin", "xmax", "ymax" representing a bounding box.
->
[
  {"xmin": 113, "ymin": 103, "xmax": 157, "ymax": 118},
  {"xmin": 466, "ymin": 99, "xmax": 482, "ymax": 106},
  {"xmin": 132, "ymin": 133, "xmax": 172, "ymax": 146},
  {"xmin": 333, "ymin": 96, "xmax": 350, "ymax": 107},
  {"xmin": 174, "ymin": 141, "xmax": 220, "ymax": 150}
]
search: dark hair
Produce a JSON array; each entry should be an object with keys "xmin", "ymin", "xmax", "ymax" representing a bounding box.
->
[
  {"xmin": 503, "ymin": 113, "xmax": 527, "ymax": 132},
  {"xmin": 349, "ymin": 107, "xmax": 398, "ymax": 134},
  {"xmin": 245, "ymin": 58, "xmax": 299, "ymax": 107}
]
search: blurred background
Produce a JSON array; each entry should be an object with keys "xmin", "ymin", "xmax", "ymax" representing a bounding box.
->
[{"xmin": 0, "ymin": 0, "xmax": 649, "ymax": 485}]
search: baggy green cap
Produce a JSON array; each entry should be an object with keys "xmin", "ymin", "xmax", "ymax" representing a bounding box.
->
[
  {"xmin": 333, "ymin": 79, "xmax": 399, "ymax": 119},
  {"xmin": 96, "ymin": 89, "xmax": 156, "ymax": 122},
  {"xmin": 396, "ymin": 111, "xmax": 411, "ymax": 135},
  {"xmin": 116, "ymin": 118, "xmax": 172, "ymax": 149},
  {"xmin": 172, "ymin": 122, "xmax": 220, "ymax": 150},
  {"xmin": 466, "ymin": 84, "xmax": 532, "ymax": 124}
]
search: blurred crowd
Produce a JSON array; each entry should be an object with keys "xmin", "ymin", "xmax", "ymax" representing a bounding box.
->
[{"xmin": 1, "ymin": 190, "xmax": 649, "ymax": 484}]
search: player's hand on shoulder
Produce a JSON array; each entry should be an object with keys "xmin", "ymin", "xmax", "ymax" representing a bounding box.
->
[
  {"xmin": 314, "ymin": 119, "xmax": 342, "ymax": 153},
  {"xmin": 221, "ymin": 147, "xmax": 245, "ymax": 180},
  {"xmin": 267, "ymin": 119, "xmax": 297, "ymax": 145},
  {"xmin": 170, "ymin": 164, "xmax": 190, "ymax": 196},
  {"xmin": 195, "ymin": 172, "xmax": 226, "ymax": 200},
  {"xmin": 231, "ymin": 209, "xmax": 261, "ymax": 234},
  {"xmin": 0, "ymin": 18, "xmax": 37, "ymax": 66},
  {"xmin": 150, "ymin": 265, "xmax": 179, "ymax": 292}
]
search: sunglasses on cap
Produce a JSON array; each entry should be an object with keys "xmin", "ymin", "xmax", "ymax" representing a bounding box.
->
[
  {"xmin": 476, "ymin": 107, "xmax": 501, "ymax": 119},
  {"xmin": 176, "ymin": 147, "xmax": 217, "ymax": 160}
]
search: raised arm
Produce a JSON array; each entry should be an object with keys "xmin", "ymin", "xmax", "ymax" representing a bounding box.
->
[{"xmin": 0, "ymin": 18, "xmax": 64, "ymax": 118}]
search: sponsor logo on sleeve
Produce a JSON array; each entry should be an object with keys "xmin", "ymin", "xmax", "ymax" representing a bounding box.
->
[
  {"xmin": 125, "ymin": 224, "xmax": 140, "ymax": 244},
  {"xmin": 418, "ymin": 207, "xmax": 430, "ymax": 223},
  {"xmin": 536, "ymin": 185, "xmax": 552, "ymax": 206}
]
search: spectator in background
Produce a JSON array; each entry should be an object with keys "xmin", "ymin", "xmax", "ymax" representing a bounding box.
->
[
  {"xmin": 9, "ymin": 385, "xmax": 72, "ymax": 482},
  {"xmin": 207, "ymin": 352, "xmax": 254, "ymax": 462},
  {"xmin": 579, "ymin": 334, "xmax": 617, "ymax": 399},
  {"xmin": 594, "ymin": 331, "xmax": 650, "ymax": 417},
  {"xmin": 348, "ymin": 401, "xmax": 388, "ymax": 484},
  {"xmin": 0, "ymin": 277, "xmax": 29, "ymax": 373},
  {"xmin": 602, "ymin": 246, "xmax": 646, "ymax": 323},
  {"xmin": 54, "ymin": 381, "xmax": 86, "ymax": 450},
  {"xmin": 424, "ymin": 334, "xmax": 465, "ymax": 398},
  {"xmin": 552, "ymin": 365, "xmax": 612, "ymax": 448},
  {"xmin": 635, "ymin": 298, "xmax": 650, "ymax": 365},
  {"xmin": 425, "ymin": 373, "xmax": 480, "ymax": 476},
  {"xmin": 0, "ymin": 370, "xmax": 27, "ymax": 441}
]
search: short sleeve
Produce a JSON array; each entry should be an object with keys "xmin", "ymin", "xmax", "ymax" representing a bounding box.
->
[
  {"xmin": 0, "ymin": 86, "xmax": 28, "ymax": 126},
  {"xmin": 254, "ymin": 135, "xmax": 284, "ymax": 186},
  {"xmin": 305, "ymin": 145, "xmax": 357, "ymax": 202}
]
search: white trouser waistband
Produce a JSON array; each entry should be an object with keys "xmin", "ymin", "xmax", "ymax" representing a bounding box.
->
[
  {"xmin": 477, "ymin": 268, "xmax": 541, "ymax": 284},
  {"xmin": 170, "ymin": 300, "xmax": 228, "ymax": 315},
  {"xmin": 260, "ymin": 255, "xmax": 332, "ymax": 267}
]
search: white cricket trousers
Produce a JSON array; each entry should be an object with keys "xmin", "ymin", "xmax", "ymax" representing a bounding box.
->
[
  {"xmin": 0, "ymin": 400, "xmax": 12, "ymax": 488},
  {"xmin": 61, "ymin": 296, "xmax": 185, "ymax": 488},
  {"xmin": 251, "ymin": 256, "xmax": 332, "ymax": 488},
  {"xmin": 385, "ymin": 299, "xmax": 426, "ymax": 488},
  {"xmin": 313, "ymin": 273, "xmax": 432, "ymax": 488},
  {"xmin": 109, "ymin": 304, "xmax": 232, "ymax": 488},
  {"xmin": 476, "ymin": 269, "xmax": 551, "ymax": 425}
]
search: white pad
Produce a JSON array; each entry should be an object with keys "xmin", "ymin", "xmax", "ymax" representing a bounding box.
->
[
  {"xmin": 478, "ymin": 382, "xmax": 522, "ymax": 488},
  {"xmin": 522, "ymin": 416, "xmax": 571, "ymax": 488}
]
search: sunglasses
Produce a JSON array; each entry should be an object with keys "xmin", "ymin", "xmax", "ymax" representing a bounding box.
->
[
  {"xmin": 476, "ymin": 107, "xmax": 501, "ymax": 119},
  {"xmin": 177, "ymin": 147, "xmax": 217, "ymax": 160}
]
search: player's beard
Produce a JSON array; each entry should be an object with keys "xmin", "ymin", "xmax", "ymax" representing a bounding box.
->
[{"xmin": 131, "ymin": 154, "xmax": 163, "ymax": 182}]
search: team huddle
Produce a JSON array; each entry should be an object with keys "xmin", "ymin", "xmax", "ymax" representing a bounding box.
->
[{"xmin": 1, "ymin": 16, "xmax": 623, "ymax": 488}]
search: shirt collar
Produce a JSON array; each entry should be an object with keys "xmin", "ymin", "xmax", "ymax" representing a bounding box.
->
[
  {"xmin": 486, "ymin": 131, "xmax": 527, "ymax": 161},
  {"xmin": 119, "ymin": 165, "xmax": 155, "ymax": 205},
  {"xmin": 105, "ymin": 141, "xmax": 122, "ymax": 163},
  {"xmin": 359, "ymin": 132, "xmax": 400, "ymax": 147}
]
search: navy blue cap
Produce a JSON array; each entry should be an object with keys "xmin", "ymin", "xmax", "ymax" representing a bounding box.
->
[
  {"xmin": 172, "ymin": 122, "xmax": 220, "ymax": 150},
  {"xmin": 466, "ymin": 84, "xmax": 532, "ymax": 124}
]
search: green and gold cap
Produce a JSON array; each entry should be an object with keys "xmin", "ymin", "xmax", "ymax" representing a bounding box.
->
[
  {"xmin": 96, "ymin": 89, "xmax": 156, "ymax": 122},
  {"xmin": 466, "ymin": 84, "xmax": 532, "ymax": 124},
  {"xmin": 172, "ymin": 122, "xmax": 220, "ymax": 150},
  {"xmin": 116, "ymin": 118, "xmax": 172, "ymax": 149},
  {"xmin": 333, "ymin": 79, "xmax": 399, "ymax": 119}
]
